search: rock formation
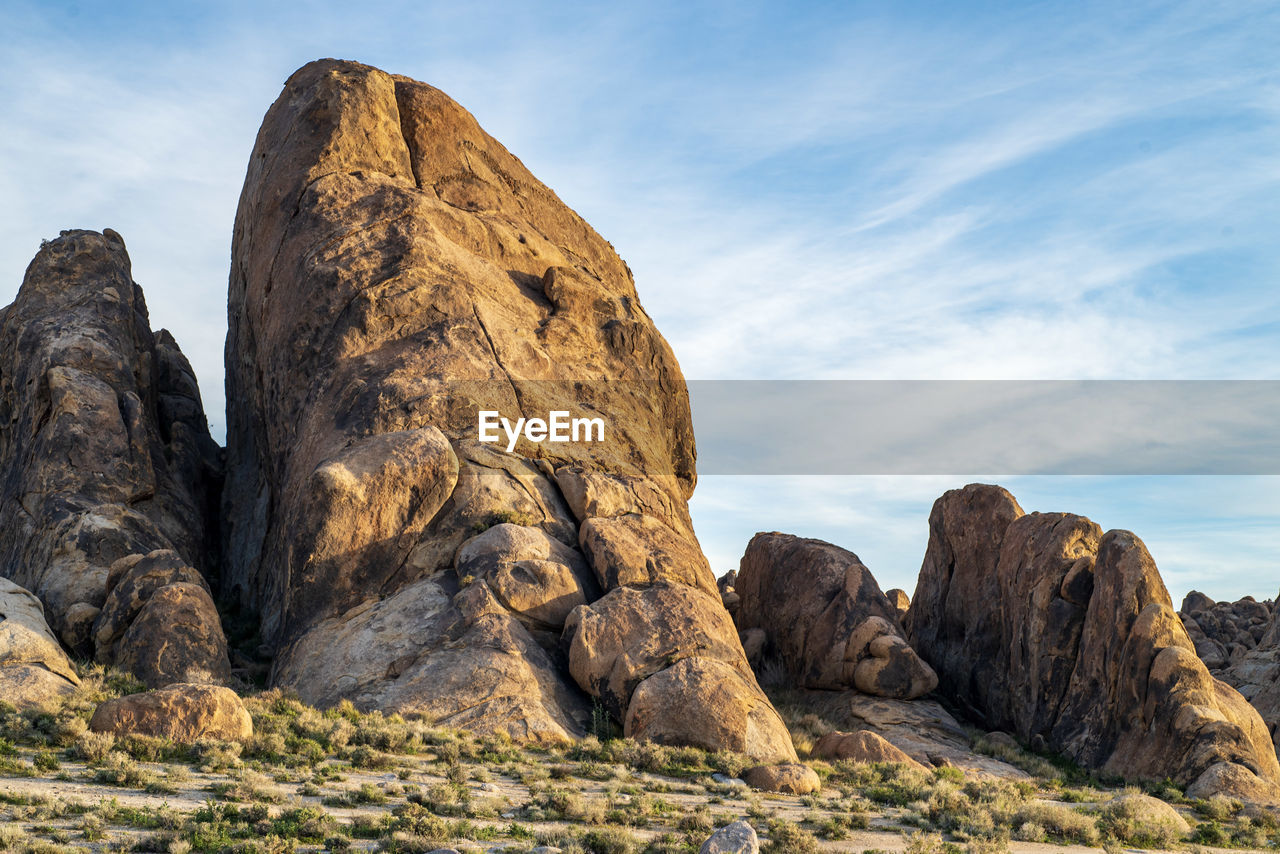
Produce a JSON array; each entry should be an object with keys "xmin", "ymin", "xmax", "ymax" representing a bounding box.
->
[
  {"xmin": 736, "ymin": 533, "xmax": 936, "ymax": 699},
  {"xmin": 699, "ymin": 821, "xmax": 758, "ymax": 854},
  {"xmin": 1219, "ymin": 604, "xmax": 1280, "ymax": 748},
  {"xmin": 801, "ymin": 691, "xmax": 1026, "ymax": 778},
  {"xmin": 904, "ymin": 483, "xmax": 1280, "ymax": 800},
  {"xmin": 1180, "ymin": 591, "xmax": 1272, "ymax": 671},
  {"xmin": 221, "ymin": 59, "xmax": 792, "ymax": 759},
  {"xmin": 812, "ymin": 729, "xmax": 928, "ymax": 769},
  {"xmin": 0, "ymin": 230, "xmax": 228, "ymax": 687},
  {"xmin": 0, "ymin": 577, "xmax": 80, "ymax": 708},
  {"xmin": 1179, "ymin": 590, "xmax": 1280, "ymax": 747}
]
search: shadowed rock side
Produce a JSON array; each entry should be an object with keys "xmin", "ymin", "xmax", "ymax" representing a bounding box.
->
[
  {"xmin": 0, "ymin": 230, "xmax": 228, "ymax": 687},
  {"xmin": 904, "ymin": 483, "xmax": 1280, "ymax": 801},
  {"xmin": 735, "ymin": 533, "xmax": 936, "ymax": 699},
  {"xmin": 223, "ymin": 59, "xmax": 793, "ymax": 758}
]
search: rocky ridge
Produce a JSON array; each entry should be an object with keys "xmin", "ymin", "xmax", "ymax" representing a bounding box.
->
[{"xmin": 1181, "ymin": 589, "xmax": 1280, "ymax": 745}]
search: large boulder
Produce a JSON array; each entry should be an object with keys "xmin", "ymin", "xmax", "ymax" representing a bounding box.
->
[
  {"xmin": 736, "ymin": 533, "xmax": 936, "ymax": 699},
  {"xmin": 0, "ymin": 230, "xmax": 228, "ymax": 685},
  {"xmin": 221, "ymin": 59, "xmax": 790, "ymax": 758},
  {"xmin": 699, "ymin": 821, "xmax": 758, "ymax": 854},
  {"xmin": 89, "ymin": 683, "xmax": 252, "ymax": 743},
  {"xmin": 812, "ymin": 729, "xmax": 928, "ymax": 770},
  {"xmin": 0, "ymin": 577, "xmax": 80, "ymax": 709},
  {"xmin": 905, "ymin": 483, "xmax": 1280, "ymax": 800},
  {"xmin": 742, "ymin": 762, "xmax": 821, "ymax": 794}
]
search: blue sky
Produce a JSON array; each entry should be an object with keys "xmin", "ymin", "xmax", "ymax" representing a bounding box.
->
[{"xmin": 2, "ymin": 1, "xmax": 1278, "ymax": 602}]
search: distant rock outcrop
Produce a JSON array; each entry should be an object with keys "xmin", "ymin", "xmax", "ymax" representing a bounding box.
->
[
  {"xmin": 0, "ymin": 230, "xmax": 228, "ymax": 687},
  {"xmin": 1180, "ymin": 591, "xmax": 1272, "ymax": 671},
  {"xmin": 1219, "ymin": 602, "xmax": 1280, "ymax": 748},
  {"xmin": 1179, "ymin": 590, "xmax": 1280, "ymax": 747},
  {"xmin": 221, "ymin": 59, "xmax": 792, "ymax": 759},
  {"xmin": 736, "ymin": 533, "xmax": 936, "ymax": 699},
  {"xmin": 905, "ymin": 483, "xmax": 1280, "ymax": 800}
]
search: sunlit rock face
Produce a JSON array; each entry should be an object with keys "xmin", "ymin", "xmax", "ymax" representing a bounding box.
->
[
  {"xmin": 222, "ymin": 59, "xmax": 794, "ymax": 760},
  {"xmin": 906, "ymin": 483, "xmax": 1280, "ymax": 802}
]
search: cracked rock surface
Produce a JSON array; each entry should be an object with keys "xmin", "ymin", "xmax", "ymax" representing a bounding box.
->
[
  {"xmin": 0, "ymin": 230, "xmax": 228, "ymax": 687},
  {"xmin": 222, "ymin": 59, "xmax": 793, "ymax": 759},
  {"xmin": 905, "ymin": 483, "xmax": 1280, "ymax": 801}
]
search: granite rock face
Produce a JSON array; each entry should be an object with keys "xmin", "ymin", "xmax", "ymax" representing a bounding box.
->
[
  {"xmin": 222, "ymin": 59, "xmax": 791, "ymax": 758},
  {"xmin": 736, "ymin": 533, "xmax": 936, "ymax": 699},
  {"xmin": 0, "ymin": 577, "xmax": 80, "ymax": 708},
  {"xmin": 905, "ymin": 483, "xmax": 1280, "ymax": 800},
  {"xmin": 812, "ymin": 729, "xmax": 927, "ymax": 769},
  {"xmin": 0, "ymin": 230, "xmax": 228, "ymax": 686}
]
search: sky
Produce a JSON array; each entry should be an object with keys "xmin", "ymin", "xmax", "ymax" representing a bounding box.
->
[{"xmin": 1, "ymin": 1, "xmax": 1278, "ymax": 602}]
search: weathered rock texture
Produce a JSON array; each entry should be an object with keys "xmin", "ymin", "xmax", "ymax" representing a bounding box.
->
[
  {"xmin": 801, "ymin": 690, "xmax": 1026, "ymax": 778},
  {"xmin": 89, "ymin": 682, "xmax": 252, "ymax": 742},
  {"xmin": 1219, "ymin": 601, "xmax": 1280, "ymax": 750},
  {"xmin": 699, "ymin": 820, "xmax": 758, "ymax": 854},
  {"xmin": 222, "ymin": 59, "xmax": 791, "ymax": 758},
  {"xmin": 1180, "ymin": 591, "xmax": 1272, "ymax": 672},
  {"xmin": 742, "ymin": 762, "xmax": 821, "ymax": 794},
  {"xmin": 0, "ymin": 230, "xmax": 228, "ymax": 686},
  {"xmin": 736, "ymin": 533, "xmax": 936, "ymax": 699},
  {"xmin": 812, "ymin": 729, "xmax": 927, "ymax": 770},
  {"xmin": 905, "ymin": 483, "xmax": 1280, "ymax": 800},
  {"xmin": 0, "ymin": 577, "xmax": 80, "ymax": 708},
  {"xmin": 1179, "ymin": 590, "xmax": 1280, "ymax": 749}
]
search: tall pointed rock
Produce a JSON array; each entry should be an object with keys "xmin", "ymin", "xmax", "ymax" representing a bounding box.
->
[
  {"xmin": 222, "ymin": 59, "xmax": 793, "ymax": 759},
  {"xmin": 0, "ymin": 229, "xmax": 229, "ymax": 687}
]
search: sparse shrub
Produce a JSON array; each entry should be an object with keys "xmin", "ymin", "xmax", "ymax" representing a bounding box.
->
[
  {"xmin": 764, "ymin": 819, "xmax": 819, "ymax": 854},
  {"xmin": 92, "ymin": 751, "xmax": 156, "ymax": 788},
  {"xmin": 74, "ymin": 730, "xmax": 116, "ymax": 761},
  {"xmin": 582, "ymin": 826, "xmax": 636, "ymax": 854},
  {"xmin": 0, "ymin": 824, "xmax": 25, "ymax": 850},
  {"xmin": 33, "ymin": 750, "xmax": 59, "ymax": 772},
  {"xmin": 903, "ymin": 831, "xmax": 947, "ymax": 854},
  {"xmin": 1099, "ymin": 795, "xmax": 1189, "ymax": 848},
  {"xmin": 1196, "ymin": 793, "xmax": 1240, "ymax": 821},
  {"xmin": 676, "ymin": 806, "xmax": 713, "ymax": 835},
  {"xmin": 1012, "ymin": 802, "xmax": 1099, "ymax": 846},
  {"xmin": 192, "ymin": 737, "xmax": 243, "ymax": 772},
  {"xmin": 1012, "ymin": 821, "xmax": 1046, "ymax": 842}
]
